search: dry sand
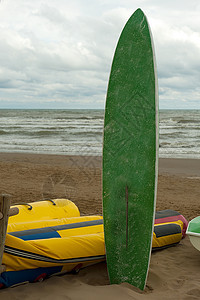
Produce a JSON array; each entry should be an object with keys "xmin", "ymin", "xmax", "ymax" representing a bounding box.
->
[{"xmin": 0, "ymin": 152, "xmax": 200, "ymax": 299}]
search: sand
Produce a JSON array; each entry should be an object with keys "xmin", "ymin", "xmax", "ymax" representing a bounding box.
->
[{"xmin": 0, "ymin": 152, "xmax": 200, "ymax": 299}]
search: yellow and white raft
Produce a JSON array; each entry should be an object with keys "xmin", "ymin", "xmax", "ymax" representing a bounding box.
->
[{"xmin": 0, "ymin": 199, "xmax": 187, "ymax": 288}]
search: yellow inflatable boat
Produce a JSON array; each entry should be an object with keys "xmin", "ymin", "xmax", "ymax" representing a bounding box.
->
[
  {"xmin": 0, "ymin": 199, "xmax": 187, "ymax": 288},
  {"xmin": 0, "ymin": 199, "xmax": 105, "ymax": 288}
]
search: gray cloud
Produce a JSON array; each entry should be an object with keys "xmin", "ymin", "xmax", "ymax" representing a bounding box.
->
[{"xmin": 0, "ymin": 0, "xmax": 200, "ymax": 109}]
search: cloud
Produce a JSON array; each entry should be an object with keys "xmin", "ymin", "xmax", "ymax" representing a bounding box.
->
[{"xmin": 0, "ymin": 0, "xmax": 200, "ymax": 109}]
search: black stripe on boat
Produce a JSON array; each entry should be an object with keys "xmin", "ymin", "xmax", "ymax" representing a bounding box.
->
[
  {"xmin": 155, "ymin": 209, "xmax": 180, "ymax": 219},
  {"xmin": 4, "ymin": 245, "xmax": 106, "ymax": 264},
  {"xmin": 154, "ymin": 223, "xmax": 181, "ymax": 238}
]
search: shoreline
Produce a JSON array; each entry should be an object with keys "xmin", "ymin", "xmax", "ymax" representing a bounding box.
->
[{"xmin": 0, "ymin": 151, "xmax": 200, "ymax": 176}]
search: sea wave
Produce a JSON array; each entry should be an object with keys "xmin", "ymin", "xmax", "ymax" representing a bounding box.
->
[{"xmin": 0, "ymin": 109, "xmax": 199, "ymax": 158}]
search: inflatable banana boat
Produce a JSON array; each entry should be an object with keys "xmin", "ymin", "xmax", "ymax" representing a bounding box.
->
[{"xmin": 0, "ymin": 199, "xmax": 188, "ymax": 288}]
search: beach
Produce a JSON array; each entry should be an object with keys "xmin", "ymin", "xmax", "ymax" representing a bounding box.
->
[{"xmin": 0, "ymin": 152, "xmax": 200, "ymax": 299}]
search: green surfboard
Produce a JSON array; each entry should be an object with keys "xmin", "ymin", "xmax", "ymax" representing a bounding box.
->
[{"xmin": 102, "ymin": 9, "xmax": 159, "ymax": 290}]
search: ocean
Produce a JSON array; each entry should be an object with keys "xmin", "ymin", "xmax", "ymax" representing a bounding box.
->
[{"xmin": 0, "ymin": 109, "xmax": 199, "ymax": 159}]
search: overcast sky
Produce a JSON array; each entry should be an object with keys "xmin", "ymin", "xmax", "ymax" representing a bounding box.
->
[{"xmin": 0, "ymin": 0, "xmax": 200, "ymax": 109}]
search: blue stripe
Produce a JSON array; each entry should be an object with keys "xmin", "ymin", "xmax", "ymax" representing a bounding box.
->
[
  {"xmin": 18, "ymin": 231, "xmax": 61, "ymax": 241},
  {"xmin": 9, "ymin": 219, "xmax": 103, "ymax": 241},
  {"xmin": 0, "ymin": 266, "xmax": 62, "ymax": 288}
]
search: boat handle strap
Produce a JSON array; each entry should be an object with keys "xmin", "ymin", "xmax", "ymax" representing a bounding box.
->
[
  {"xmin": 13, "ymin": 199, "xmax": 56, "ymax": 210},
  {"xmin": 43, "ymin": 198, "xmax": 56, "ymax": 206},
  {"xmin": 13, "ymin": 203, "xmax": 33, "ymax": 210}
]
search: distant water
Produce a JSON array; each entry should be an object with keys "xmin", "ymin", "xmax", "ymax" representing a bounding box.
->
[
  {"xmin": 0, "ymin": 109, "xmax": 104, "ymax": 156},
  {"xmin": 0, "ymin": 109, "xmax": 199, "ymax": 158},
  {"xmin": 159, "ymin": 110, "xmax": 200, "ymax": 158}
]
